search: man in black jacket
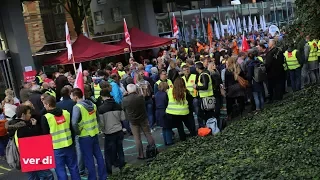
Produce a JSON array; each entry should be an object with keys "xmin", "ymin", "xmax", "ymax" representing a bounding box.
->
[
  {"xmin": 6, "ymin": 105, "xmax": 54, "ymax": 179},
  {"xmin": 265, "ymin": 40, "xmax": 285, "ymax": 102},
  {"xmin": 194, "ymin": 62, "xmax": 213, "ymax": 127}
]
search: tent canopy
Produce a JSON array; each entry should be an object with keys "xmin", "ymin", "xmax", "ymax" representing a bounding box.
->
[
  {"xmin": 117, "ymin": 27, "xmax": 175, "ymax": 51},
  {"xmin": 44, "ymin": 34, "xmax": 125, "ymax": 65}
]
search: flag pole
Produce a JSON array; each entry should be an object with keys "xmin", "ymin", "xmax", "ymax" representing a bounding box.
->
[
  {"xmin": 129, "ymin": 45, "xmax": 133, "ymax": 58},
  {"xmin": 72, "ymin": 56, "xmax": 77, "ymax": 73}
]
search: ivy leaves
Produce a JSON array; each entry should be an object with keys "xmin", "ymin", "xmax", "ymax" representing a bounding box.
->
[{"xmin": 111, "ymin": 85, "xmax": 320, "ymax": 180}]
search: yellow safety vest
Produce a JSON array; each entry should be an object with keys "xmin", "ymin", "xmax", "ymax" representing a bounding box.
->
[
  {"xmin": 118, "ymin": 70, "xmax": 125, "ymax": 79},
  {"xmin": 45, "ymin": 89, "xmax": 56, "ymax": 98},
  {"xmin": 181, "ymin": 62, "xmax": 186, "ymax": 68},
  {"xmin": 308, "ymin": 41, "xmax": 318, "ymax": 62},
  {"xmin": 93, "ymin": 83, "xmax": 101, "ymax": 99},
  {"xmin": 76, "ymin": 104, "xmax": 99, "ymax": 137},
  {"xmin": 283, "ymin": 50, "xmax": 300, "ymax": 70},
  {"xmin": 14, "ymin": 130, "xmax": 19, "ymax": 148},
  {"xmin": 165, "ymin": 88, "xmax": 189, "ymax": 115},
  {"xmin": 36, "ymin": 76, "xmax": 43, "ymax": 84},
  {"xmin": 156, "ymin": 79, "xmax": 173, "ymax": 89},
  {"xmin": 45, "ymin": 110, "xmax": 73, "ymax": 149},
  {"xmin": 184, "ymin": 48, "xmax": 188, "ymax": 53},
  {"xmin": 197, "ymin": 72, "xmax": 213, "ymax": 98},
  {"xmin": 182, "ymin": 74, "xmax": 197, "ymax": 97},
  {"xmin": 317, "ymin": 40, "xmax": 320, "ymax": 57},
  {"xmin": 257, "ymin": 56, "xmax": 263, "ymax": 62}
]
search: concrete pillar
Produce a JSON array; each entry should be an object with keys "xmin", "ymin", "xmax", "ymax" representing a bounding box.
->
[
  {"xmin": 135, "ymin": 0, "xmax": 159, "ymax": 36},
  {"xmin": 0, "ymin": 0, "xmax": 35, "ymax": 88}
]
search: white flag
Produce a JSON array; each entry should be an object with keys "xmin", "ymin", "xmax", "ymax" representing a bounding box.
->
[
  {"xmin": 243, "ymin": 16, "xmax": 247, "ymax": 32},
  {"xmin": 248, "ymin": 16, "xmax": 253, "ymax": 32},
  {"xmin": 214, "ymin": 21, "xmax": 220, "ymax": 40},
  {"xmin": 220, "ymin": 21, "xmax": 224, "ymax": 37},
  {"xmin": 259, "ymin": 15, "xmax": 263, "ymax": 30},
  {"xmin": 65, "ymin": 22, "xmax": 73, "ymax": 61},
  {"xmin": 253, "ymin": 16, "xmax": 258, "ymax": 32},
  {"xmin": 232, "ymin": 19, "xmax": 237, "ymax": 35},
  {"xmin": 191, "ymin": 26, "xmax": 195, "ymax": 39},
  {"xmin": 262, "ymin": 15, "xmax": 267, "ymax": 31},
  {"xmin": 237, "ymin": 18, "xmax": 242, "ymax": 33},
  {"xmin": 227, "ymin": 19, "xmax": 232, "ymax": 35}
]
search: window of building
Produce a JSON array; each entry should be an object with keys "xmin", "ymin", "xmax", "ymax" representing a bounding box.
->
[
  {"xmin": 111, "ymin": 7, "xmax": 122, "ymax": 22},
  {"xmin": 94, "ymin": 11, "xmax": 105, "ymax": 25}
]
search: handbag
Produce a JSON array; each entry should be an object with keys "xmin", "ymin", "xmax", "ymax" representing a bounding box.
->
[
  {"xmin": 237, "ymin": 76, "xmax": 248, "ymax": 89},
  {"xmin": 201, "ymin": 96, "xmax": 216, "ymax": 111}
]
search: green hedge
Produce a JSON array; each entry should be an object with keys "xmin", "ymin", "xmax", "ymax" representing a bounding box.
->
[{"xmin": 111, "ymin": 85, "xmax": 320, "ymax": 180}]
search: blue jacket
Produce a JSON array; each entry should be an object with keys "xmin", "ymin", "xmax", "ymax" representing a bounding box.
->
[
  {"xmin": 56, "ymin": 96, "xmax": 76, "ymax": 116},
  {"xmin": 247, "ymin": 59, "xmax": 264, "ymax": 92},
  {"xmin": 109, "ymin": 80, "xmax": 123, "ymax": 104}
]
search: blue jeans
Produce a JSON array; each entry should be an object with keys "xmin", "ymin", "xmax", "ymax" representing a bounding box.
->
[
  {"xmin": 162, "ymin": 128, "xmax": 173, "ymax": 145},
  {"xmin": 289, "ymin": 68, "xmax": 302, "ymax": 92},
  {"xmin": 54, "ymin": 145, "xmax": 81, "ymax": 180},
  {"xmin": 79, "ymin": 135, "xmax": 107, "ymax": 180},
  {"xmin": 252, "ymin": 92, "xmax": 264, "ymax": 110},
  {"xmin": 0, "ymin": 136, "xmax": 8, "ymax": 156},
  {"xmin": 104, "ymin": 131, "xmax": 125, "ymax": 175},
  {"xmin": 145, "ymin": 98, "xmax": 154, "ymax": 128},
  {"xmin": 75, "ymin": 136, "xmax": 85, "ymax": 174},
  {"xmin": 27, "ymin": 170, "xmax": 54, "ymax": 180}
]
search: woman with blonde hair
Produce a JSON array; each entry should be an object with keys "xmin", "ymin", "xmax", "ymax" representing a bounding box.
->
[
  {"xmin": 225, "ymin": 57, "xmax": 246, "ymax": 120},
  {"xmin": 3, "ymin": 96, "xmax": 17, "ymax": 120},
  {"xmin": 5, "ymin": 89, "xmax": 20, "ymax": 106}
]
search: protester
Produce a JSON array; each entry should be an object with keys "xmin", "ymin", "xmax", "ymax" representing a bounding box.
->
[
  {"xmin": 41, "ymin": 95, "xmax": 81, "ymax": 180},
  {"xmin": 71, "ymin": 88, "xmax": 107, "ymax": 180},
  {"xmin": 265, "ymin": 39, "xmax": 285, "ymax": 102},
  {"xmin": 8, "ymin": 105, "xmax": 54, "ymax": 179},
  {"xmin": 98, "ymin": 88, "xmax": 125, "ymax": 175},
  {"xmin": 135, "ymin": 73, "xmax": 154, "ymax": 131},
  {"xmin": 3, "ymin": 96, "xmax": 17, "ymax": 121},
  {"xmin": 55, "ymin": 71, "xmax": 70, "ymax": 102},
  {"xmin": 225, "ymin": 57, "xmax": 245, "ymax": 119},
  {"xmin": 122, "ymin": 84, "xmax": 156, "ymax": 159},
  {"xmin": 155, "ymin": 82, "xmax": 172, "ymax": 145}
]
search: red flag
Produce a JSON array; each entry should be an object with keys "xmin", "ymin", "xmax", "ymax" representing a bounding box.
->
[
  {"xmin": 74, "ymin": 63, "xmax": 84, "ymax": 95},
  {"xmin": 207, "ymin": 18, "xmax": 213, "ymax": 48},
  {"xmin": 123, "ymin": 18, "xmax": 131, "ymax": 46},
  {"xmin": 242, "ymin": 33, "xmax": 250, "ymax": 52},
  {"xmin": 172, "ymin": 13, "xmax": 179, "ymax": 38}
]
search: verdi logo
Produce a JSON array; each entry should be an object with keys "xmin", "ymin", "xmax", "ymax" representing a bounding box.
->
[
  {"xmin": 22, "ymin": 156, "xmax": 53, "ymax": 165},
  {"xmin": 18, "ymin": 135, "xmax": 56, "ymax": 172}
]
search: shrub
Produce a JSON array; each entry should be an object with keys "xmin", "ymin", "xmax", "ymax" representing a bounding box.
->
[{"xmin": 111, "ymin": 85, "xmax": 320, "ymax": 180}]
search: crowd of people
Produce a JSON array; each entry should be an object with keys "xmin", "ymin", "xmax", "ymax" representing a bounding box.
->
[{"xmin": 0, "ymin": 29, "xmax": 318, "ymax": 179}]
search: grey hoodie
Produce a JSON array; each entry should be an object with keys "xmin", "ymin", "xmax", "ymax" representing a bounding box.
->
[{"xmin": 72, "ymin": 100, "xmax": 100, "ymax": 136}]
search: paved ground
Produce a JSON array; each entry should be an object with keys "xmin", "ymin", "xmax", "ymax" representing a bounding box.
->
[{"xmin": 0, "ymin": 126, "xmax": 183, "ymax": 180}]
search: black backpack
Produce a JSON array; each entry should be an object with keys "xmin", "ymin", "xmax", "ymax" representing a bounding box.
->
[
  {"xmin": 253, "ymin": 61, "xmax": 267, "ymax": 83},
  {"xmin": 146, "ymin": 145, "xmax": 158, "ymax": 159}
]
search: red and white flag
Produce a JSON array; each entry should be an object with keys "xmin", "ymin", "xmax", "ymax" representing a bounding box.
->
[
  {"xmin": 74, "ymin": 63, "xmax": 84, "ymax": 95},
  {"xmin": 123, "ymin": 18, "xmax": 131, "ymax": 46},
  {"xmin": 172, "ymin": 13, "xmax": 179, "ymax": 38},
  {"xmin": 65, "ymin": 22, "xmax": 73, "ymax": 61}
]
